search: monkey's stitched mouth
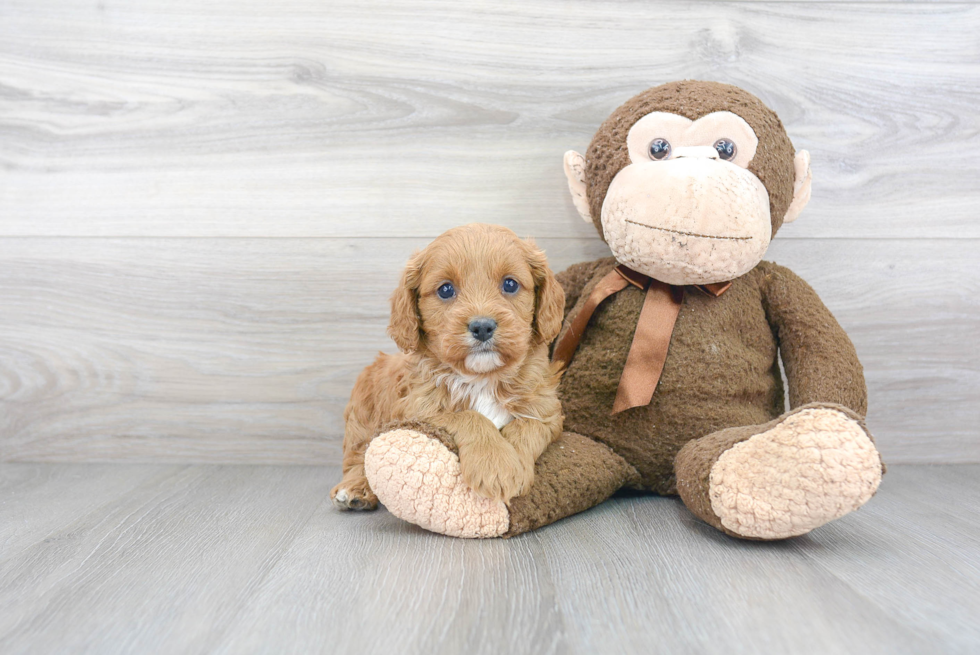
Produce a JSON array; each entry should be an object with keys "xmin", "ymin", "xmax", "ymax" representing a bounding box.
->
[{"xmin": 625, "ymin": 220, "xmax": 753, "ymax": 241}]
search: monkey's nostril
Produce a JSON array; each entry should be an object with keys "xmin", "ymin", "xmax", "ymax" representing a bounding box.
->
[{"xmin": 468, "ymin": 318, "xmax": 497, "ymax": 343}]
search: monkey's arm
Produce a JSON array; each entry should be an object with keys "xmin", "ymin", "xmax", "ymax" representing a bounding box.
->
[
  {"xmin": 760, "ymin": 261, "xmax": 867, "ymax": 415},
  {"xmin": 677, "ymin": 263, "xmax": 880, "ymax": 538},
  {"xmin": 555, "ymin": 257, "xmax": 616, "ymax": 321}
]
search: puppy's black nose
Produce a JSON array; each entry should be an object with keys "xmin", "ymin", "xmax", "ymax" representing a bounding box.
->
[{"xmin": 468, "ymin": 318, "xmax": 497, "ymax": 342}]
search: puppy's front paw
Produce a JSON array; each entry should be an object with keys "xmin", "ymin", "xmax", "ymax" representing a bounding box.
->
[
  {"xmin": 459, "ymin": 441, "xmax": 533, "ymax": 503},
  {"xmin": 331, "ymin": 478, "xmax": 379, "ymax": 511}
]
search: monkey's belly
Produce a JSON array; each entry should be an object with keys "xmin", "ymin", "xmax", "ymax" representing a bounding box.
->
[{"xmin": 557, "ymin": 277, "xmax": 782, "ymax": 493}]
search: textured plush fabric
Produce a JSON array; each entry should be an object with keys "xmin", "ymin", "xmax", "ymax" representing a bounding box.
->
[
  {"xmin": 365, "ymin": 426, "xmax": 638, "ymax": 539},
  {"xmin": 675, "ymin": 403, "xmax": 882, "ymax": 539},
  {"xmin": 365, "ymin": 427, "xmax": 510, "ymax": 539},
  {"xmin": 543, "ymin": 256, "xmax": 877, "ymax": 538},
  {"xmin": 556, "ymin": 257, "xmax": 788, "ymax": 493},
  {"xmin": 546, "ymin": 254, "xmax": 874, "ymax": 515},
  {"xmin": 504, "ymin": 432, "xmax": 640, "ymax": 537},
  {"xmin": 381, "ymin": 419, "xmax": 459, "ymax": 454},
  {"xmin": 761, "ymin": 265, "xmax": 868, "ymax": 413},
  {"xmin": 585, "ymin": 81, "xmax": 796, "ymax": 239},
  {"xmin": 709, "ymin": 406, "xmax": 881, "ymax": 538},
  {"xmin": 675, "ymin": 419, "xmax": 771, "ymax": 537},
  {"xmin": 600, "ymin": 156, "xmax": 773, "ymax": 284}
]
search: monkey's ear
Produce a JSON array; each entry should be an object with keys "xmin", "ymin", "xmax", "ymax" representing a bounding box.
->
[
  {"xmin": 522, "ymin": 239, "xmax": 565, "ymax": 344},
  {"xmin": 563, "ymin": 150, "xmax": 593, "ymax": 224},
  {"xmin": 783, "ymin": 150, "xmax": 812, "ymax": 224},
  {"xmin": 387, "ymin": 252, "xmax": 424, "ymax": 353}
]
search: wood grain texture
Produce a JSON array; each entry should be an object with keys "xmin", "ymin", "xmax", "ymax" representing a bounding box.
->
[
  {"xmin": 531, "ymin": 465, "xmax": 980, "ymax": 654},
  {"xmin": 1, "ymin": 1, "xmax": 977, "ymax": 465},
  {"xmin": 0, "ymin": 465, "xmax": 332, "ymax": 654},
  {"xmin": 0, "ymin": 463, "xmax": 976, "ymax": 654},
  {"xmin": 794, "ymin": 465, "xmax": 980, "ymax": 652},
  {"xmin": 0, "ymin": 463, "xmax": 181, "ymax": 558},
  {"xmin": 1, "ymin": 1, "xmax": 978, "ymax": 238},
  {"xmin": 1, "ymin": 237, "xmax": 977, "ymax": 464}
]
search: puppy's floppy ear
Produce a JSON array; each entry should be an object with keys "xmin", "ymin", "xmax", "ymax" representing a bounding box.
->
[
  {"xmin": 521, "ymin": 239, "xmax": 565, "ymax": 344},
  {"xmin": 388, "ymin": 250, "xmax": 425, "ymax": 353}
]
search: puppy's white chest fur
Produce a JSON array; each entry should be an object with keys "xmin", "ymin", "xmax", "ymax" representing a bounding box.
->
[{"xmin": 443, "ymin": 374, "xmax": 513, "ymax": 429}]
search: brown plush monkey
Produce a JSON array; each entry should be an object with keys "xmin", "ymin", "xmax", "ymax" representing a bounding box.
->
[{"xmin": 363, "ymin": 81, "xmax": 884, "ymax": 540}]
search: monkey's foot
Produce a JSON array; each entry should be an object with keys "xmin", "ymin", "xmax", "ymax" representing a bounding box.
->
[
  {"xmin": 677, "ymin": 404, "xmax": 883, "ymax": 540},
  {"xmin": 364, "ymin": 428, "xmax": 510, "ymax": 539}
]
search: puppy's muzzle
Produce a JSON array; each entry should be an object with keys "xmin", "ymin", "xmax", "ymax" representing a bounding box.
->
[{"xmin": 468, "ymin": 318, "xmax": 497, "ymax": 343}]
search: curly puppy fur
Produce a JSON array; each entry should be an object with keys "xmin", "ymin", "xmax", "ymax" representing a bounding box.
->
[{"xmin": 331, "ymin": 224, "xmax": 566, "ymax": 510}]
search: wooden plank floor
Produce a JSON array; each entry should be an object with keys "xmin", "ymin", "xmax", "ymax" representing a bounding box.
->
[{"xmin": 0, "ymin": 464, "xmax": 976, "ymax": 654}]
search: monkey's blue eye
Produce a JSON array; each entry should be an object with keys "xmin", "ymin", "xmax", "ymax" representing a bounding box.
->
[
  {"xmin": 502, "ymin": 278, "xmax": 519, "ymax": 294},
  {"xmin": 713, "ymin": 138, "xmax": 737, "ymax": 161},
  {"xmin": 437, "ymin": 282, "xmax": 456, "ymax": 299},
  {"xmin": 649, "ymin": 138, "xmax": 671, "ymax": 161}
]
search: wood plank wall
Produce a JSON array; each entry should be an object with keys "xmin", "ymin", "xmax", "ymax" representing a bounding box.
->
[{"xmin": 1, "ymin": 0, "xmax": 978, "ymax": 464}]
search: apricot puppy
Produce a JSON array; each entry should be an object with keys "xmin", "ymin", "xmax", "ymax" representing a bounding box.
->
[{"xmin": 331, "ymin": 223, "xmax": 565, "ymax": 511}]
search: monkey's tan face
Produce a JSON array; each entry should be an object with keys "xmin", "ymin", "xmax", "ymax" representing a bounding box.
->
[
  {"xmin": 602, "ymin": 111, "xmax": 771, "ymax": 285},
  {"xmin": 566, "ymin": 109, "xmax": 811, "ymax": 286}
]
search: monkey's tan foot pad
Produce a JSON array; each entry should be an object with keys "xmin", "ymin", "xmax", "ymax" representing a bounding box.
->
[
  {"xmin": 710, "ymin": 408, "xmax": 882, "ymax": 539},
  {"xmin": 364, "ymin": 429, "xmax": 510, "ymax": 539}
]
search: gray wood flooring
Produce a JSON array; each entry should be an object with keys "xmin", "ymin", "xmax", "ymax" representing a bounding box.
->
[{"xmin": 1, "ymin": 463, "xmax": 977, "ymax": 654}]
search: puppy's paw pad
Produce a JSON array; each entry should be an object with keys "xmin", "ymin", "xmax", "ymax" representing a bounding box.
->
[
  {"xmin": 364, "ymin": 429, "xmax": 510, "ymax": 538},
  {"xmin": 709, "ymin": 408, "xmax": 882, "ymax": 539}
]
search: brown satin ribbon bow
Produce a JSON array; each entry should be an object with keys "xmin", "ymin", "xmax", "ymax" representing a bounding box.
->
[{"xmin": 552, "ymin": 265, "xmax": 731, "ymax": 414}]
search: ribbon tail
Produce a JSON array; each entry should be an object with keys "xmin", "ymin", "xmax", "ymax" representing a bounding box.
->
[{"xmin": 612, "ymin": 282, "xmax": 684, "ymax": 414}]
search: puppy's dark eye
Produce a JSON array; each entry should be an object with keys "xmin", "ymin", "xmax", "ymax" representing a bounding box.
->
[
  {"xmin": 437, "ymin": 282, "xmax": 456, "ymax": 300},
  {"xmin": 502, "ymin": 278, "xmax": 519, "ymax": 294},
  {"xmin": 713, "ymin": 138, "xmax": 737, "ymax": 161},
  {"xmin": 649, "ymin": 138, "xmax": 671, "ymax": 161}
]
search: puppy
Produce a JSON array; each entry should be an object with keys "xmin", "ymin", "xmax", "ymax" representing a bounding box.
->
[{"xmin": 331, "ymin": 223, "xmax": 565, "ymax": 511}]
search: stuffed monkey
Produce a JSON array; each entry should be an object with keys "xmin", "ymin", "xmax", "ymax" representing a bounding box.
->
[{"xmin": 362, "ymin": 81, "xmax": 884, "ymax": 540}]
